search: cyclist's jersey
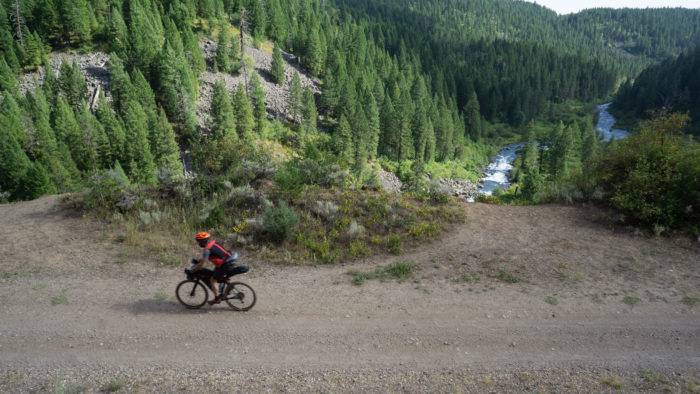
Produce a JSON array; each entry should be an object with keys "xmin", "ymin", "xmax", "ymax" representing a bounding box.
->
[{"xmin": 202, "ymin": 240, "xmax": 231, "ymax": 267}]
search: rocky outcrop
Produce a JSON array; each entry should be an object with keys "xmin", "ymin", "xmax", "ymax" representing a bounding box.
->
[
  {"xmin": 437, "ymin": 178, "xmax": 478, "ymax": 201},
  {"xmin": 197, "ymin": 39, "xmax": 320, "ymax": 130},
  {"xmin": 18, "ymin": 52, "xmax": 111, "ymax": 108},
  {"xmin": 377, "ymin": 169, "xmax": 403, "ymax": 194}
]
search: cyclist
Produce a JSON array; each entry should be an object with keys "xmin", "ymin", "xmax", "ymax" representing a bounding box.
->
[{"xmin": 193, "ymin": 231, "xmax": 239, "ymax": 304}]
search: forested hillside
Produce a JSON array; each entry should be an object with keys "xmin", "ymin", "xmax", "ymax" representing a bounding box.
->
[
  {"xmin": 0, "ymin": 0, "xmax": 698, "ymax": 236},
  {"xmin": 335, "ymin": 0, "xmax": 700, "ymax": 125},
  {"xmin": 613, "ymin": 46, "xmax": 700, "ymax": 135}
]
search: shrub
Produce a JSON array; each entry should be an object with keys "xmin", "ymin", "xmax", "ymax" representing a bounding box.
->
[
  {"xmin": 408, "ymin": 222, "xmax": 441, "ymax": 239},
  {"xmin": 596, "ymin": 113, "xmax": 700, "ymax": 229},
  {"xmin": 263, "ymin": 200, "xmax": 299, "ymax": 243},
  {"xmin": 200, "ymin": 201, "xmax": 226, "ymax": 229},
  {"xmin": 304, "ymin": 238, "xmax": 339, "ymax": 264},
  {"xmin": 496, "ymin": 270, "xmax": 520, "ymax": 283},
  {"xmin": 349, "ymin": 239, "xmax": 370, "ymax": 258},
  {"xmin": 347, "ymin": 261, "xmax": 417, "ymax": 285},
  {"xmin": 83, "ymin": 164, "xmax": 133, "ymax": 212},
  {"xmin": 103, "ymin": 378, "xmax": 125, "ymax": 393},
  {"xmin": 427, "ymin": 180, "xmax": 451, "ymax": 204},
  {"xmin": 386, "ymin": 234, "xmax": 402, "ymax": 255}
]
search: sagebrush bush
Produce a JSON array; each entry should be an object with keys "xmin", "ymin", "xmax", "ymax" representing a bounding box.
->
[
  {"xmin": 83, "ymin": 164, "xmax": 133, "ymax": 212},
  {"xmin": 263, "ymin": 200, "xmax": 299, "ymax": 243}
]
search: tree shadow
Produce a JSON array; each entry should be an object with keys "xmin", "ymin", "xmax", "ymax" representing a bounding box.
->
[
  {"xmin": 111, "ymin": 298, "xmax": 233, "ymax": 315},
  {"xmin": 256, "ymin": 67, "xmax": 276, "ymax": 84}
]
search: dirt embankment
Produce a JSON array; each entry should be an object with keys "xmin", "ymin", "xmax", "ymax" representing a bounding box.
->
[{"xmin": 0, "ymin": 197, "xmax": 698, "ymax": 392}]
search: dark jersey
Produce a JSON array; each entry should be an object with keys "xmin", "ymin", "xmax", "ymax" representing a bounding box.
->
[{"xmin": 202, "ymin": 241, "xmax": 231, "ymax": 267}]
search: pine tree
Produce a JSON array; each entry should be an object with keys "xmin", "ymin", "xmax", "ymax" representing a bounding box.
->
[
  {"xmin": 17, "ymin": 162, "xmax": 56, "ymax": 200},
  {"xmin": 60, "ymin": 0, "xmax": 92, "ymax": 45},
  {"xmin": 156, "ymin": 42, "xmax": 197, "ymax": 137},
  {"xmin": 523, "ymin": 139, "xmax": 539, "ymax": 171},
  {"xmin": 128, "ymin": 0, "xmax": 165, "ymax": 71},
  {"xmin": 335, "ymin": 114, "xmax": 354, "ymax": 166},
  {"xmin": 21, "ymin": 32, "xmax": 47, "ymax": 69},
  {"xmin": 425, "ymin": 120, "xmax": 436, "ymax": 162},
  {"xmin": 266, "ymin": 0, "xmax": 287, "ymax": 44},
  {"xmin": 95, "ymin": 95, "xmax": 126, "ymax": 166},
  {"xmin": 53, "ymin": 97, "xmax": 94, "ymax": 173},
  {"xmin": 521, "ymin": 165, "xmax": 543, "ymax": 201},
  {"xmin": 130, "ymin": 69, "xmax": 159, "ymax": 129},
  {"xmin": 229, "ymin": 28, "xmax": 241, "ymax": 74},
  {"xmin": 581, "ymin": 124, "xmax": 600, "ymax": 165},
  {"xmin": 548, "ymin": 123, "xmax": 580, "ymax": 178},
  {"xmin": 0, "ymin": 102, "xmax": 31, "ymax": 199},
  {"xmin": 107, "ymin": 56, "xmax": 133, "ymax": 116},
  {"xmin": 122, "ymin": 100, "xmax": 157, "ymax": 184},
  {"xmin": 150, "ymin": 108, "xmax": 184, "ymax": 178},
  {"xmin": 396, "ymin": 87, "xmax": 414, "ymax": 161},
  {"xmin": 76, "ymin": 103, "xmax": 109, "ymax": 172},
  {"xmin": 34, "ymin": 0, "xmax": 60, "ymax": 41},
  {"xmin": 306, "ymin": 26, "xmax": 324, "ymax": 77},
  {"xmin": 352, "ymin": 103, "xmax": 370, "ymax": 175},
  {"xmin": 301, "ymin": 88, "xmax": 317, "ymax": 134},
  {"xmin": 215, "ymin": 27, "xmax": 230, "ymax": 72},
  {"xmin": 271, "ymin": 45, "xmax": 285, "ymax": 85},
  {"xmin": 26, "ymin": 89, "xmax": 79, "ymax": 191},
  {"xmin": 232, "ymin": 84, "xmax": 254, "ymax": 140},
  {"xmin": 380, "ymin": 94, "xmax": 397, "ymax": 159},
  {"xmin": 209, "ymin": 80, "xmax": 236, "ymax": 141},
  {"xmin": 0, "ymin": 93, "xmax": 28, "ymax": 149},
  {"xmin": 250, "ymin": 73, "xmax": 267, "ymax": 133},
  {"xmin": 288, "ymin": 73, "xmax": 303, "ymax": 122},
  {"xmin": 0, "ymin": 57, "xmax": 18, "ymax": 92},
  {"xmin": 58, "ymin": 61, "xmax": 86, "ymax": 109},
  {"xmin": 463, "ymin": 91, "xmax": 482, "ymax": 141},
  {"xmin": 182, "ymin": 27, "xmax": 206, "ymax": 75},
  {"xmin": 435, "ymin": 102, "xmax": 454, "ymax": 161},
  {"xmin": 248, "ymin": 0, "xmax": 266, "ymax": 43},
  {"xmin": 365, "ymin": 93, "xmax": 381, "ymax": 160}
]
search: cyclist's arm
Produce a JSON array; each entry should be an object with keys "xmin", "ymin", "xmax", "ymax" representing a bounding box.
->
[{"xmin": 192, "ymin": 249, "xmax": 210, "ymax": 271}]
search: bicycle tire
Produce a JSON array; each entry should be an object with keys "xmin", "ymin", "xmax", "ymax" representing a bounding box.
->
[
  {"xmin": 175, "ymin": 280, "xmax": 209, "ymax": 309},
  {"xmin": 224, "ymin": 282, "xmax": 256, "ymax": 311}
]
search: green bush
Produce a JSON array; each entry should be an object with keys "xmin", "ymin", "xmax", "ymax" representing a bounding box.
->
[
  {"xmin": 83, "ymin": 164, "xmax": 133, "ymax": 212},
  {"xmin": 201, "ymin": 201, "xmax": 226, "ymax": 229},
  {"xmin": 596, "ymin": 113, "xmax": 700, "ymax": 229},
  {"xmin": 263, "ymin": 200, "xmax": 299, "ymax": 243},
  {"xmin": 386, "ymin": 234, "xmax": 402, "ymax": 255}
]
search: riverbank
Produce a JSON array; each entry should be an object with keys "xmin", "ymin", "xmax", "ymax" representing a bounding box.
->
[{"xmin": 474, "ymin": 102, "xmax": 630, "ymax": 198}]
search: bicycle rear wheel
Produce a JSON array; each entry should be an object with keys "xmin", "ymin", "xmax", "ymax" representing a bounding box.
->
[
  {"xmin": 175, "ymin": 280, "xmax": 209, "ymax": 309},
  {"xmin": 224, "ymin": 282, "xmax": 256, "ymax": 311}
]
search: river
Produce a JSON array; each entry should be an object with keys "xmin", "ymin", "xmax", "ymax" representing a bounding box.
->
[{"xmin": 473, "ymin": 103, "xmax": 629, "ymax": 198}]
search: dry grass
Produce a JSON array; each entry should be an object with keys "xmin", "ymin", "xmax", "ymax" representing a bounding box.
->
[{"xmin": 601, "ymin": 375, "xmax": 624, "ymax": 389}]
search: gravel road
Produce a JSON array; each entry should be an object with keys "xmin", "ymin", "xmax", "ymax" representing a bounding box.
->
[{"xmin": 0, "ymin": 197, "xmax": 698, "ymax": 392}]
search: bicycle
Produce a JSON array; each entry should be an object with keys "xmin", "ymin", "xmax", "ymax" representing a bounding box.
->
[{"xmin": 175, "ymin": 259, "xmax": 256, "ymax": 311}]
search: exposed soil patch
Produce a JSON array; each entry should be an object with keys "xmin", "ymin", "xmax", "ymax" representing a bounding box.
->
[{"xmin": 0, "ymin": 197, "xmax": 698, "ymax": 391}]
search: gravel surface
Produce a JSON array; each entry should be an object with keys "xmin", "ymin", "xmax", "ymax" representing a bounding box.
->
[{"xmin": 0, "ymin": 197, "xmax": 698, "ymax": 392}]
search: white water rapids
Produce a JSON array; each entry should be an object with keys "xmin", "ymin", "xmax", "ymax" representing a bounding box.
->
[{"xmin": 471, "ymin": 103, "xmax": 629, "ymax": 200}]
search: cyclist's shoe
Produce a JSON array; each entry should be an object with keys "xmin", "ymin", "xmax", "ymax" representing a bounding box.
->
[{"xmin": 208, "ymin": 295, "xmax": 223, "ymax": 305}]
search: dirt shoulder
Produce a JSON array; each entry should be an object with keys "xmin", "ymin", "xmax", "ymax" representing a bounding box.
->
[{"xmin": 0, "ymin": 197, "xmax": 698, "ymax": 392}]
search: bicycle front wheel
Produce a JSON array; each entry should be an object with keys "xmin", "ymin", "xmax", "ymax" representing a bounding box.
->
[
  {"xmin": 175, "ymin": 280, "xmax": 209, "ymax": 309},
  {"xmin": 225, "ymin": 282, "xmax": 256, "ymax": 311}
]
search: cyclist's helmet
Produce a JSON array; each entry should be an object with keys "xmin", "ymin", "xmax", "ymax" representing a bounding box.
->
[{"xmin": 195, "ymin": 231, "xmax": 210, "ymax": 246}]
